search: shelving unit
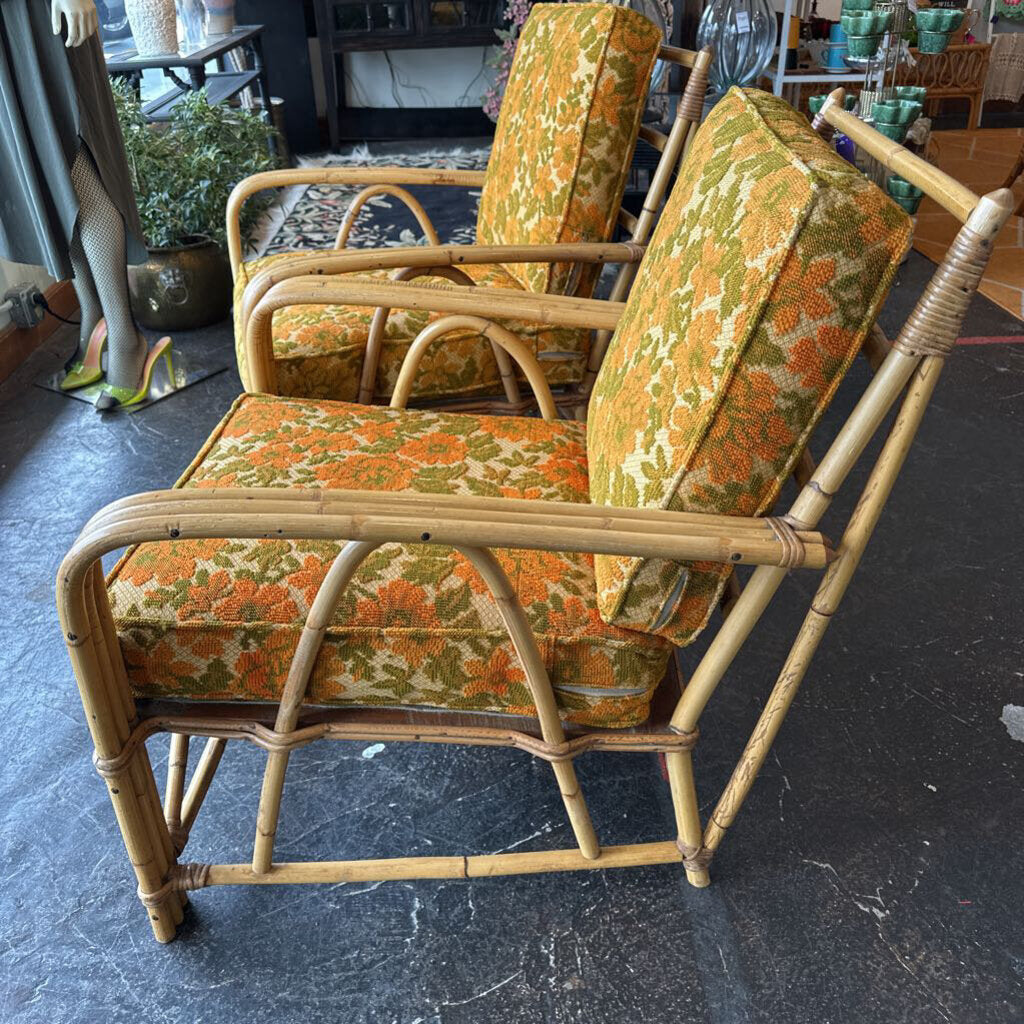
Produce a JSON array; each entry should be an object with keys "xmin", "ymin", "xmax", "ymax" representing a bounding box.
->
[{"xmin": 770, "ymin": 0, "xmax": 885, "ymax": 101}]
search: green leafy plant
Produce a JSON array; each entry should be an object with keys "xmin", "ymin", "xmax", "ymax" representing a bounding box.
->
[{"xmin": 112, "ymin": 81, "xmax": 278, "ymax": 250}]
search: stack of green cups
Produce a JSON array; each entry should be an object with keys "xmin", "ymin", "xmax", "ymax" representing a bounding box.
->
[
  {"xmin": 841, "ymin": 10, "xmax": 892, "ymax": 58},
  {"xmin": 871, "ymin": 97, "xmax": 923, "ymax": 141},
  {"xmin": 914, "ymin": 8, "xmax": 964, "ymax": 54}
]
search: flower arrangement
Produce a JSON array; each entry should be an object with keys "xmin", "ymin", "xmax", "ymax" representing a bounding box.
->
[{"xmin": 482, "ymin": 0, "xmax": 535, "ymax": 121}]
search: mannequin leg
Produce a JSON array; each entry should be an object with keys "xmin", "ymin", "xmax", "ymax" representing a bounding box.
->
[
  {"xmin": 67, "ymin": 227, "xmax": 104, "ymax": 363},
  {"xmin": 70, "ymin": 148, "xmax": 147, "ymax": 391}
]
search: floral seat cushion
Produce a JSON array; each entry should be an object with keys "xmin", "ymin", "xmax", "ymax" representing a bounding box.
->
[
  {"xmin": 232, "ymin": 258, "xmax": 591, "ymax": 401},
  {"xmin": 107, "ymin": 394, "xmax": 671, "ymax": 728},
  {"xmin": 587, "ymin": 88, "xmax": 913, "ymax": 645},
  {"xmin": 232, "ymin": 3, "xmax": 662, "ymax": 402}
]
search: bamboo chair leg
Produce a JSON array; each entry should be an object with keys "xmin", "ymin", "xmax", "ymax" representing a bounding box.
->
[
  {"xmin": 551, "ymin": 760, "xmax": 600, "ymax": 860},
  {"xmin": 164, "ymin": 733, "xmax": 189, "ymax": 852},
  {"xmin": 79, "ymin": 564, "xmax": 182, "ymax": 940},
  {"xmin": 253, "ymin": 541, "xmax": 379, "ymax": 874},
  {"xmin": 704, "ymin": 357, "xmax": 945, "ymax": 856},
  {"xmin": 180, "ymin": 738, "xmax": 227, "ymax": 838},
  {"xmin": 665, "ymin": 751, "xmax": 710, "ymax": 887}
]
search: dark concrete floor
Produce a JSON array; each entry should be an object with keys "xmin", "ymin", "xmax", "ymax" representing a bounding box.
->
[{"xmin": 1, "ymin": 250, "xmax": 1022, "ymax": 1024}]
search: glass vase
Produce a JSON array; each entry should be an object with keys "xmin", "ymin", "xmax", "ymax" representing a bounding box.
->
[{"xmin": 696, "ymin": 0, "xmax": 777, "ymax": 98}]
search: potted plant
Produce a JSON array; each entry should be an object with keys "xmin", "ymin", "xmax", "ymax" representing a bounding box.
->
[{"xmin": 113, "ymin": 82, "xmax": 278, "ymax": 330}]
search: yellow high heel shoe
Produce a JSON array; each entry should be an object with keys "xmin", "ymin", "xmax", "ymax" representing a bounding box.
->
[
  {"xmin": 60, "ymin": 319, "xmax": 107, "ymax": 391},
  {"xmin": 95, "ymin": 336, "xmax": 174, "ymax": 412}
]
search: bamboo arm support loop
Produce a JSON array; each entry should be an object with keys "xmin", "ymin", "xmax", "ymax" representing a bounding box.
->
[
  {"xmin": 390, "ymin": 316, "xmax": 556, "ymax": 419},
  {"xmin": 892, "ymin": 224, "xmax": 991, "ymax": 357},
  {"xmin": 335, "ymin": 184, "xmax": 440, "ymax": 250},
  {"xmin": 138, "ymin": 862, "xmax": 211, "ymax": 907}
]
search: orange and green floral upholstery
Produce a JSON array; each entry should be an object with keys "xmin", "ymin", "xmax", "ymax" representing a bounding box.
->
[
  {"xmin": 232, "ymin": 2, "xmax": 662, "ymax": 401},
  {"xmin": 587, "ymin": 87, "xmax": 913, "ymax": 646},
  {"xmin": 107, "ymin": 394, "xmax": 671, "ymax": 728}
]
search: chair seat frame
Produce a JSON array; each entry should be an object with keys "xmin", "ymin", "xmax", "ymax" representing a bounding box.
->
[
  {"xmin": 226, "ymin": 46, "xmax": 713, "ymax": 415},
  {"xmin": 59, "ymin": 92, "xmax": 1015, "ymax": 941}
]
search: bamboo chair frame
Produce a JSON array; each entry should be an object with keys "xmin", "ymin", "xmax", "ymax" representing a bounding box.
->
[
  {"xmin": 226, "ymin": 45, "xmax": 713, "ymax": 414},
  {"xmin": 59, "ymin": 90, "xmax": 1014, "ymax": 942}
]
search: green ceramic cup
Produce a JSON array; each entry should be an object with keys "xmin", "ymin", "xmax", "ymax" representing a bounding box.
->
[
  {"xmin": 918, "ymin": 29, "xmax": 951, "ymax": 53},
  {"xmin": 887, "ymin": 175, "xmax": 924, "ymax": 199},
  {"xmin": 847, "ymin": 33, "xmax": 881, "ymax": 57},
  {"xmin": 808, "ymin": 93, "xmax": 857, "ymax": 115},
  {"xmin": 891, "ymin": 194, "xmax": 923, "ymax": 214},
  {"xmin": 841, "ymin": 0, "xmax": 874, "ymax": 10},
  {"xmin": 875, "ymin": 121, "xmax": 909, "ymax": 141}
]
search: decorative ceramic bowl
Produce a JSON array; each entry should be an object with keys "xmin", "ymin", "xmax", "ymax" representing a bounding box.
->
[
  {"xmin": 872, "ymin": 99, "xmax": 922, "ymax": 124},
  {"xmin": 918, "ymin": 29, "xmax": 952, "ymax": 53},
  {"xmin": 915, "ymin": 7, "xmax": 963, "ymax": 31},
  {"xmin": 841, "ymin": 10, "xmax": 891, "ymax": 34},
  {"xmin": 895, "ymin": 85, "xmax": 927, "ymax": 103},
  {"xmin": 847, "ymin": 32, "xmax": 882, "ymax": 57}
]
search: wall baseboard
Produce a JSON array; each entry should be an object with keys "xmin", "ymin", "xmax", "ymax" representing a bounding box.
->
[{"xmin": 0, "ymin": 279, "xmax": 78, "ymax": 386}]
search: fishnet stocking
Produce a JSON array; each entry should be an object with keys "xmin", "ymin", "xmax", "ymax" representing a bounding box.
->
[
  {"xmin": 68, "ymin": 229, "xmax": 102, "ymax": 359},
  {"xmin": 70, "ymin": 149, "xmax": 146, "ymax": 389}
]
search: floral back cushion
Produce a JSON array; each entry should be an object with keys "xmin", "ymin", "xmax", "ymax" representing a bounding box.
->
[
  {"xmin": 476, "ymin": 3, "xmax": 662, "ymax": 296},
  {"xmin": 587, "ymin": 88, "xmax": 912, "ymax": 646}
]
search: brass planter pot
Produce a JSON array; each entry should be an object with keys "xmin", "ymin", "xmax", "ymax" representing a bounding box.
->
[{"xmin": 129, "ymin": 236, "xmax": 232, "ymax": 331}]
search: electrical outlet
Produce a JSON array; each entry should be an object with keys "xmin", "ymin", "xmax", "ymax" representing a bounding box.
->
[{"xmin": 3, "ymin": 284, "xmax": 45, "ymax": 329}]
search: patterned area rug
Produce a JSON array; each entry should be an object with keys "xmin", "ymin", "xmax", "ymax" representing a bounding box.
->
[{"xmin": 250, "ymin": 146, "xmax": 491, "ymax": 259}]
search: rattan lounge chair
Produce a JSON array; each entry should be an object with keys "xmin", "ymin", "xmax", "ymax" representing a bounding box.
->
[
  {"xmin": 59, "ymin": 88, "xmax": 1014, "ymax": 942},
  {"xmin": 226, "ymin": 3, "xmax": 711, "ymax": 415}
]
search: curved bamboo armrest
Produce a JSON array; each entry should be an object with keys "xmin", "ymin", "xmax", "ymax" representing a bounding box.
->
[
  {"xmin": 72, "ymin": 487, "xmax": 835, "ymax": 585},
  {"xmin": 237, "ymin": 241, "xmax": 644, "ymax": 333},
  {"xmin": 818, "ymin": 94, "xmax": 979, "ymax": 222},
  {"xmin": 390, "ymin": 315, "xmax": 556, "ymax": 417},
  {"xmin": 225, "ymin": 165, "xmax": 487, "ymax": 279},
  {"xmin": 245, "ymin": 276, "xmax": 627, "ymax": 395},
  {"xmin": 334, "ymin": 185, "xmax": 441, "ymax": 250}
]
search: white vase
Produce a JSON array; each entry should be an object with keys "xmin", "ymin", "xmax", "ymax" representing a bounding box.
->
[{"xmin": 125, "ymin": 0, "xmax": 179, "ymax": 56}]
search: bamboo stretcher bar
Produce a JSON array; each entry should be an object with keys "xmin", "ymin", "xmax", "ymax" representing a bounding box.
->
[
  {"xmin": 97, "ymin": 713, "xmax": 699, "ymax": 777},
  {"xmin": 206, "ymin": 841, "xmax": 684, "ymax": 887},
  {"xmin": 638, "ymin": 125, "xmax": 668, "ymax": 152}
]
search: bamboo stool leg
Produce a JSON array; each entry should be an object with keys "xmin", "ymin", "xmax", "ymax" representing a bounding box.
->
[
  {"xmin": 551, "ymin": 760, "xmax": 599, "ymax": 860},
  {"xmin": 665, "ymin": 750, "xmax": 710, "ymax": 887}
]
